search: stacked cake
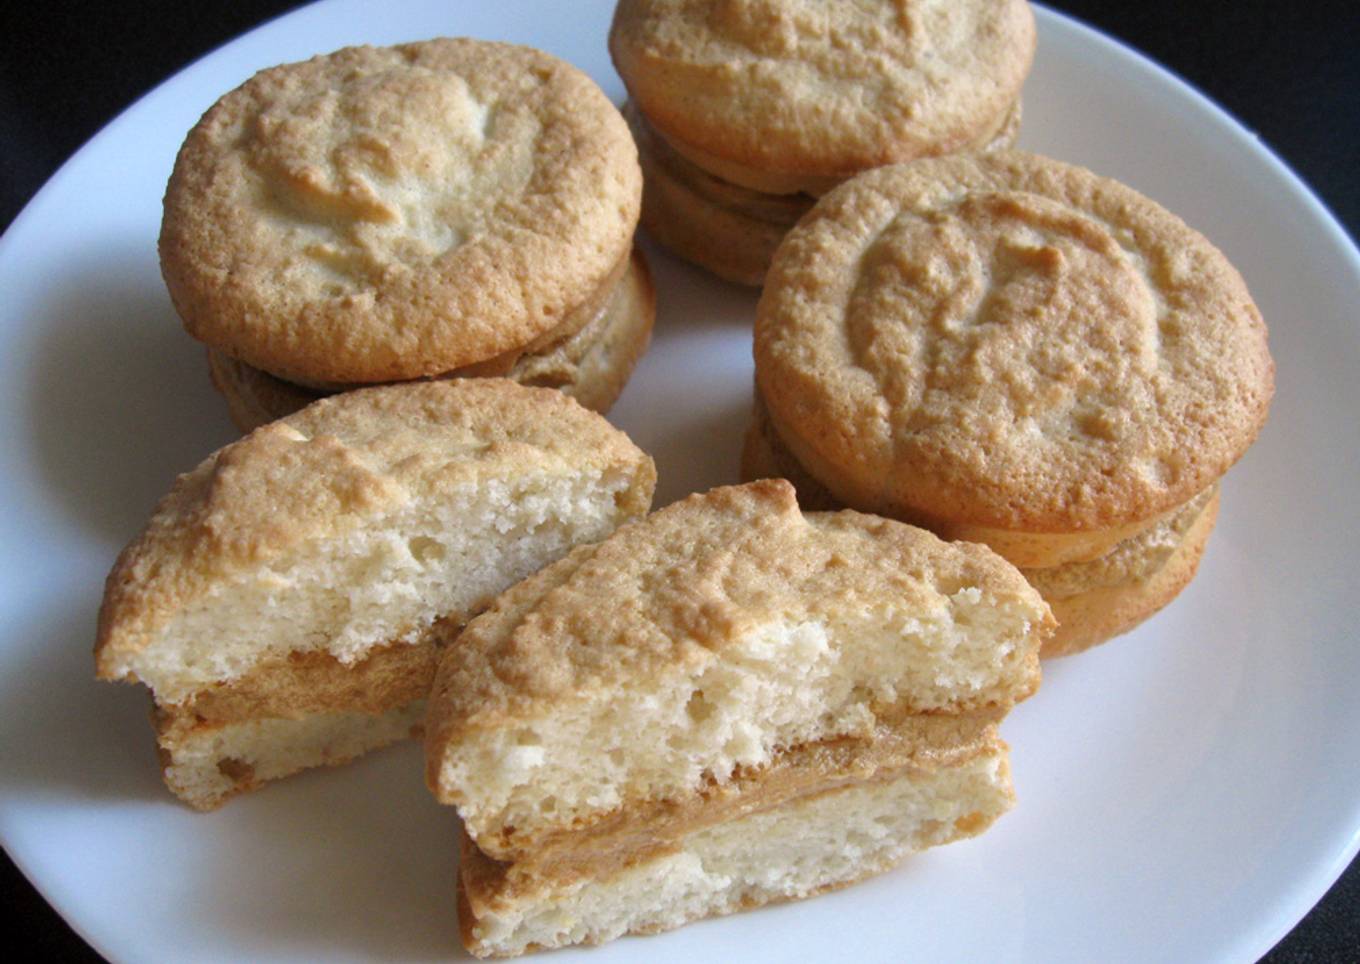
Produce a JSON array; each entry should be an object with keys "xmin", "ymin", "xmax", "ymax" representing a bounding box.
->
[
  {"xmin": 610, "ymin": 0, "xmax": 1034, "ymax": 284},
  {"xmin": 426, "ymin": 480, "xmax": 1051, "ymax": 955},
  {"xmin": 96, "ymin": 380, "xmax": 655, "ymax": 808},
  {"xmin": 746, "ymin": 152, "xmax": 1273, "ymax": 655},
  {"xmin": 160, "ymin": 38, "xmax": 654, "ymax": 431}
]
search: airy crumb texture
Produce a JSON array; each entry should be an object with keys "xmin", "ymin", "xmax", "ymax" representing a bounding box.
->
[
  {"xmin": 755, "ymin": 151, "xmax": 1274, "ymax": 535},
  {"xmin": 156, "ymin": 701, "xmax": 426, "ymax": 810},
  {"xmin": 459, "ymin": 742, "xmax": 1013, "ymax": 957},
  {"xmin": 97, "ymin": 380, "xmax": 655, "ymax": 705},
  {"xmin": 161, "ymin": 38, "xmax": 641, "ymax": 384},
  {"xmin": 427, "ymin": 479, "xmax": 1048, "ymax": 859},
  {"xmin": 448, "ymin": 714, "xmax": 998, "ymax": 901},
  {"xmin": 609, "ymin": 0, "xmax": 1035, "ymax": 187}
]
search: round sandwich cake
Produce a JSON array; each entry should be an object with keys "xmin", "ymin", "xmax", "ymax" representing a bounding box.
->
[
  {"xmin": 609, "ymin": 0, "xmax": 1034, "ymax": 285},
  {"xmin": 748, "ymin": 151, "xmax": 1275, "ymax": 655},
  {"xmin": 425, "ymin": 479, "xmax": 1050, "ymax": 955},
  {"xmin": 95, "ymin": 379, "xmax": 656, "ymax": 809},
  {"xmin": 160, "ymin": 38, "xmax": 652, "ymax": 430}
]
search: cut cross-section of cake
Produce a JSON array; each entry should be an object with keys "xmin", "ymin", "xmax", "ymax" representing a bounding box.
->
[
  {"xmin": 425, "ymin": 479, "xmax": 1051, "ymax": 957},
  {"xmin": 96, "ymin": 379, "xmax": 656, "ymax": 810}
]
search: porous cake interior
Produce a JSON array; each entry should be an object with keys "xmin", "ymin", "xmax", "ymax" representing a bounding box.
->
[
  {"xmin": 463, "ymin": 745, "xmax": 1012, "ymax": 957},
  {"xmin": 159, "ymin": 702, "xmax": 427, "ymax": 807},
  {"xmin": 446, "ymin": 586, "xmax": 1039, "ymax": 849},
  {"xmin": 122, "ymin": 467, "xmax": 642, "ymax": 705}
]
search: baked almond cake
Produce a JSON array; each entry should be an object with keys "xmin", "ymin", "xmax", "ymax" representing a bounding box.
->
[
  {"xmin": 747, "ymin": 151, "xmax": 1274, "ymax": 654},
  {"xmin": 95, "ymin": 380, "xmax": 655, "ymax": 809},
  {"xmin": 426, "ymin": 480, "xmax": 1050, "ymax": 955},
  {"xmin": 160, "ymin": 38, "xmax": 652, "ymax": 430},
  {"xmin": 610, "ymin": 0, "xmax": 1035, "ymax": 284}
]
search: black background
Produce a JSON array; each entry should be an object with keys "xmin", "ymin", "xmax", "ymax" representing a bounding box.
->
[{"xmin": 2, "ymin": 1, "xmax": 1356, "ymax": 960}]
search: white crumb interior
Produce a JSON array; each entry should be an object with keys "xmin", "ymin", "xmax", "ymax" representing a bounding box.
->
[
  {"xmin": 128, "ymin": 469, "xmax": 637, "ymax": 704},
  {"xmin": 162, "ymin": 701, "xmax": 425, "ymax": 810},
  {"xmin": 449, "ymin": 589, "xmax": 1034, "ymax": 842},
  {"xmin": 467, "ymin": 748, "xmax": 1011, "ymax": 956}
]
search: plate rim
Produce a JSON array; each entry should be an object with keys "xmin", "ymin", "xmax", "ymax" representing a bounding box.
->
[{"xmin": 1, "ymin": 2, "xmax": 1358, "ymax": 962}]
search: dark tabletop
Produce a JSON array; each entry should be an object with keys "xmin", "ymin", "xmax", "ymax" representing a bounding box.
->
[{"xmin": 2, "ymin": 1, "xmax": 1356, "ymax": 960}]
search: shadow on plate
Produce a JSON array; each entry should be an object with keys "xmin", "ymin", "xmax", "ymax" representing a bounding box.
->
[
  {"xmin": 647, "ymin": 392, "xmax": 753, "ymax": 508},
  {"xmin": 609, "ymin": 247, "xmax": 759, "ymax": 507},
  {"xmin": 643, "ymin": 236, "xmax": 760, "ymax": 334},
  {"xmin": 3, "ymin": 592, "xmax": 469, "ymax": 957},
  {"xmin": 22, "ymin": 243, "xmax": 236, "ymax": 545},
  {"xmin": 3, "ymin": 594, "xmax": 468, "ymax": 956},
  {"xmin": 0, "ymin": 599, "xmax": 165, "ymax": 804},
  {"xmin": 191, "ymin": 743, "xmax": 468, "ymax": 960}
]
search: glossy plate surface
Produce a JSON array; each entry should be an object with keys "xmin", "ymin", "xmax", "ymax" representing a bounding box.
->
[{"xmin": 1, "ymin": 2, "xmax": 1357, "ymax": 961}]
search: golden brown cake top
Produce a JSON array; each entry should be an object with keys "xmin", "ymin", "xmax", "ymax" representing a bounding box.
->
[
  {"xmin": 609, "ymin": 0, "xmax": 1034, "ymax": 181},
  {"xmin": 425, "ymin": 480, "xmax": 1048, "ymax": 861},
  {"xmin": 95, "ymin": 379, "xmax": 656, "ymax": 687},
  {"xmin": 161, "ymin": 39, "xmax": 641, "ymax": 383},
  {"xmin": 427, "ymin": 479, "xmax": 1046, "ymax": 743},
  {"xmin": 754, "ymin": 152, "xmax": 1274, "ymax": 533}
]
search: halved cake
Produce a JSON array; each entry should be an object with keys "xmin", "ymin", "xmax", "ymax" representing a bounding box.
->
[
  {"xmin": 96, "ymin": 379, "xmax": 655, "ymax": 809},
  {"xmin": 425, "ymin": 480, "xmax": 1050, "ymax": 956}
]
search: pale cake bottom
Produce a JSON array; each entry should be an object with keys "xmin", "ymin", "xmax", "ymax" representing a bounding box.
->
[
  {"xmin": 149, "ymin": 626, "xmax": 444, "ymax": 810},
  {"xmin": 155, "ymin": 699, "xmax": 426, "ymax": 811},
  {"xmin": 457, "ymin": 743, "xmax": 1013, "ymax": 958}
]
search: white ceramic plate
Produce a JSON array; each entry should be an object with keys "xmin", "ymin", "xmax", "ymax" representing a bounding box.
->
[{"xmin": 2, "ymin": 2, "xmax": 1357, "ymax": 961}]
